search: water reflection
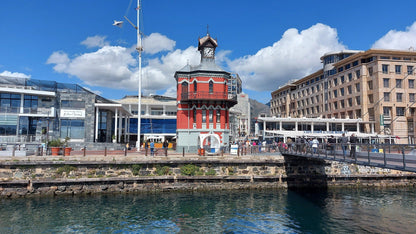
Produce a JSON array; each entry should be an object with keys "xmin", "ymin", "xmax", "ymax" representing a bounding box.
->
[{"xmin": 0, "ymin": 188, "xmax": 415, "ymax": 233}]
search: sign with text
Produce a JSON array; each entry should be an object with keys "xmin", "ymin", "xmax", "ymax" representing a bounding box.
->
[{"xmin": 60, "ymin": 109, "xmax": 85, "ymax": 118}]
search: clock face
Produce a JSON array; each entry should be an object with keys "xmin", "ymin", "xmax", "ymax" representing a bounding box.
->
[{"xmin": 204, "ymin": 47, "xmax": 214, "ymax": 57}]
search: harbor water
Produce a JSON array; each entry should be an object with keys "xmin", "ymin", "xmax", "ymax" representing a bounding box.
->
[{"xmin": 0, "ymin": 187, "xmax": 415, "ymax": 233}]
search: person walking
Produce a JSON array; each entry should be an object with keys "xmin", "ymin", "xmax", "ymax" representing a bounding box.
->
[
  {"xmin": 349, "ymin": 133, "xmax": 358, "ymax": 158},
  {"xmin": 312, "ymin": 138, "xmax": 319, "ymax": 154},
  {"xmin": 340, "ymin": 133, "xmax": 348, "ymax": 157},
  {"xmin": 328, "ymin": 135, "xmax": 336, "ymax": 155},
  {"xmin": 150, "ymin": 140, "xmax": 155, "ymax": 156}
]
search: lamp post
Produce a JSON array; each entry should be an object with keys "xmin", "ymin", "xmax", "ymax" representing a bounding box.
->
[
  {"xmin": 115, "ymin": 0, "xmax": 143, "ymax": 151},
  {"xmin": 135, "ymin": 0, "xmax": 143, "ymax": 151}
]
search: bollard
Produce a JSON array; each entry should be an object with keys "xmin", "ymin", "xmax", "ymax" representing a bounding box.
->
[
  {"xmin": 104, "ymin": 147, "xmax": 107, "ymax": 156},
  {"xmin": 237, "ymin": 146, "xmax": 240, "ymax": 157},
  {"xmin": 124, "ymin": 146, "xmax": 127, "ymax": 156},
  {"xmin": 182, "ymin": 147, "xmax": 185, "ymax": 157},
  {"xmin": 221, "ymin": 148, "xmax": 223, "ymax": 157},
  {"xmin": 12, "ymin": 145, "xmax": 15, "ymax": 157},
  {"xmin": 83, "ymin": 146, "xmax": 86, "ymax": 157}
]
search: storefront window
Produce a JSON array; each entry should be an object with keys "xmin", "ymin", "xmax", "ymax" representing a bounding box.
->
[{"xmin": 60, "ymin": 119, "xmax": 85, "ymax": 139}]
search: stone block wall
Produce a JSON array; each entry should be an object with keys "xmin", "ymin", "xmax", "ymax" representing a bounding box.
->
[{"xmin": 1, "ymin": 157, "xmax": 416, "ymax": 198}]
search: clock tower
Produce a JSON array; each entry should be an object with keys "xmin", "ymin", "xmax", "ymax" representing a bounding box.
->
[
  {"xmin": 198, "ymin": 33, "xmax": 217, "ymax": 62},
  {"xmin": 174, "ymin": 33, "xmax": 237, "ymax": 154}
]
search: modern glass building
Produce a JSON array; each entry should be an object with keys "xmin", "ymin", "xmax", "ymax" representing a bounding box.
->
[{"xmin": 0, "ymin": 76, "xmax": 131, "ymax": 146}]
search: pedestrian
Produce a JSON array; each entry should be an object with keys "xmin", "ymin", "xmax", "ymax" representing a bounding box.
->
[
  {"xmin": 163, "ymin": 139, "xmax": 169, "ymax": 148},
  {"xmin": 340, "ymin": 133, "xmax": 348, "ymax": 157},
  {"xmin": 328, "ymin": 135, "xmax": 336, "ymax": 155},
  {"xmin": 287, "ymin": 138, "xmax": 293, "ymax": 152},
  {"xmin": 349, "ymin": 133, "xmax": 358, "ymax": 158},
  {"xmin": 312, "ymin": 138, "xmax": 319, "ymax": 154},
  {"xmin": 150, "ymin": 140, "xmax": 155, "ymax": 156}
]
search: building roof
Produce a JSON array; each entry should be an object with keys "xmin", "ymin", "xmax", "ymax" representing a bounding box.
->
[{"xmin": 177, "ymin": 61, "xmax": 226, "ymax": 73}]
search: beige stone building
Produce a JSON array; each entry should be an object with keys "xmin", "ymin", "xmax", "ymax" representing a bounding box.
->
[{"xmin": 270, "ymin": 49, "xmax": 416, "ymax": 143}]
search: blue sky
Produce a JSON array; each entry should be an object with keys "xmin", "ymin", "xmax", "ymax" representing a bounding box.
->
[{"xmin": 1, "ymin": 0, "xmax": 416, "ymax": 103}]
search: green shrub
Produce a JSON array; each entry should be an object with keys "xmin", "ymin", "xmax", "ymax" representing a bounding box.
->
[
  {"xmin": 131, "ymin": 164, "xmax": 141, "ymax": 176},
  {"xmin": 56, "ymin": 165, "xmax": 77, "ymax": 175},
  {"xmin": 205, "ymin": 169, "xmax": 216, "ymax": 176},
  {"xmin": 180, "ymin": 164, "xmax": 200, "ymax": 176},
  {"xmin": 155, "ymin": 165, "xmax": 170, "ymax": 176},
  {"xmin": 227, "ymin": 166, "xmax": 234, "ymax": 175}
]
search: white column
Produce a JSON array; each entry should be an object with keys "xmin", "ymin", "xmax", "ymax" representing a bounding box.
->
[
  {"xmin": 356, "ymin": 122, "xmax": 360, "ymax": 133},
  {"xmin": 20, "ymin": 94, "xmax": 24, "ymax": 113},
  {"xmin": 311, "ymin": 122, "xmax": 314, "ymax": 133},
  {"xmin": 118, "ymin": 112, "xmax": 122, "ymax": 142},
  {"xmin": 342, "ymin": 122, "xmax": 344, "ymax": 132},
  {"xmin": 295, "ymin": 121, "xmax": 298, "ymax": 131},
  {"xmin": 124, "ymin": 115, "xmax": 127, "ymax": 142},
  {"xmin": 263, "ymin": 120, "xmax": 266, "ymax": 139},
  {"xmin": 95, "ymin": 107, "xmax": 99, "ymax": 142},
  {"xmin": 279, "ymin": 121, "xmax": 282, "ymax": 131},
  {"xmin": 326, "ymin": 121, "xmax": 330, "ymax": 131},
  {"xmin": 371, "ymin": 123, "xmax": 374, "ymax": 134},
  {"xmin": 114, "ymin": 108, "xmax": 118, "ymax": 142}
]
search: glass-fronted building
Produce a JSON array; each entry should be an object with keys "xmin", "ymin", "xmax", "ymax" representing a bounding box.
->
[{"xmin": 0, "ymin": 76, "xmax": 131, "ymax": 145}]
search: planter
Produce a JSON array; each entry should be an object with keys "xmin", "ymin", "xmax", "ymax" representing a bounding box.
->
[
  {"xmin": 51, "ymin": 147, "xmax": 60, "ymax": 156},
  {"xmin": 64, "ymin": 147, "xmax": 72, "ymax": 156}
]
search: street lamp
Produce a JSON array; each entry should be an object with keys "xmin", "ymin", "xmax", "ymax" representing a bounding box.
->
[{"xmin": 114, "ymin": 0, "xmax": 143, "ymax": 151}]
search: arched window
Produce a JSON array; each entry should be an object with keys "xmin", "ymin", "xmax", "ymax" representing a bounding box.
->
[
  {"xmin": 181, "ymin": 82, "xmax": 188, "ymax": 99},
  {"xmin": 202, "ymin": 107, "xmax": 206, "ymax": 123},
  {"xmin": 194, "ymin": 81, "xmax": 197, "ymax": 92},
  {"xmin": 193, "ymin": 108, "xmax": 197, "ymax": 123},
  {"xmin": 216, "ymin": 109, "xmax": 221, "ymax": 123},
  {"xmin": 209, "ymin": 81, "xmax": 213, "ymax": 93},
  {"xmin": 209, "ymin": 108, "xmax": 213, "ymax": 123}
]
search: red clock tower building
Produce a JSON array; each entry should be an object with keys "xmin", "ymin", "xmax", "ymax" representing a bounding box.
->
[{"xmin": 174, "ymin": 33, "xmax": 237, "ymax": 153}]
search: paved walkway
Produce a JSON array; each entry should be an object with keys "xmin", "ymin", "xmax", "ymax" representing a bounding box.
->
[{"xmin": 0, "ymin": 150, "xmax": 284, "ymax": 163}]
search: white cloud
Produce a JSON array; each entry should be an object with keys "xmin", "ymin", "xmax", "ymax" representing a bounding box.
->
[
  {"xmin": 141, "ymin": 47, "xmax": 200, "ymax": 94},
  {"xmin": 227, "ymin": 23, "xmax": 346, "ymax": 91},
  {"xmin": 0, "ymin": 70, "xmax": 31, "ymax": 78},
  {"xmin": 46, "ymin": 34, "xmax": 199, "ymax": 95},
  {"xmin": 372, "ymin": 22, "xmax": 416, "ymax": 50},
  {"xmin": 143, "ymin": 33, "xmax": 176, "ymax": 54},
  {"xmin": 81, "ymin": 35, "xmax": 109, "ymax": 48}
]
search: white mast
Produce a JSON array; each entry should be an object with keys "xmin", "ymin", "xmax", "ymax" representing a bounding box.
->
[{"xmin": 136, "ymin": 0, "xmax": 143, "ymax": 151}]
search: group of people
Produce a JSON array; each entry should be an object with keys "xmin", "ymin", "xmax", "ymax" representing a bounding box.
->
[
  {"xmin": 144, "ymin": 139, "xmax": 169, "ymax": 156},
  {"xmin": 282, "ymin": 133, "xmax": 358, "ymax": 157}
]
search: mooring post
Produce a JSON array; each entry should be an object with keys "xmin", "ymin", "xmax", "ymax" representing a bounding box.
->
[
  {"xmin": 83, "ymin": 146, "xmax": 86, "ymax": 157},
  {"xmin": 104, "ymin": 147, "xmax": 107, "ymax": 156}
]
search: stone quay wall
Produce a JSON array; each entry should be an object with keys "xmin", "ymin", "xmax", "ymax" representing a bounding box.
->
[{"xmin": 1, "ymin": 156, "xmax": 416, "ymax": 198}]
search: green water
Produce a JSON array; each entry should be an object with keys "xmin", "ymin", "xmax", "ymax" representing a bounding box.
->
[{"xmin": 0, "ymin": 188, "xmax": 415, "ymax": 233}]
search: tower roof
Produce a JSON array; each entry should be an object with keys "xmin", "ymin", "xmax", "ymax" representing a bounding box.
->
[{"xmin": 198, "ymin": 33, "xmax": 218, "ymax": 50}]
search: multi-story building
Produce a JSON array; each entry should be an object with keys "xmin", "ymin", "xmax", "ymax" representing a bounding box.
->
[
  {"xmin": 229, "ymin": 92, "xmax": 251, "ymax": 141},
  {"xmin": 115, "ymin": 95, "xmax": 177, "ymax": 146},
  {"xmin": 174, "ymin": 33, "xmax": 237, "ymax": 153},
  {"xmin": 0, "ymin": 76, "xmax": 131, "ymax": 146},
  {"xmin": 270, "ymin": 49, "xmax": 416, "ymax": 143}
]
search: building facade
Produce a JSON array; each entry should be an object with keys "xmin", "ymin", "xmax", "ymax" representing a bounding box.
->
[
  {"xmin": 174, "ymin": 33, "xmax": 237, "ymax": 153},
  {"xmin": 0, "ymin": 76, "xmax": 130, "ymax": 147},
  {"xmin": 270, "ymin": 49, "xmax": 416, "ymax": 143},
  {"xmin": 229, "ymin": 92, "xmax": 251, "ymax": 142},
  {"xmin": 115, "ymin": 95, "xmax": 177, "ymax": 146}
]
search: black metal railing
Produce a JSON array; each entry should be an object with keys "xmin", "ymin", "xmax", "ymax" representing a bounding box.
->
[{"xmin": 279, "ymin": 142, "xmax": 416, "ymax": 173}]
